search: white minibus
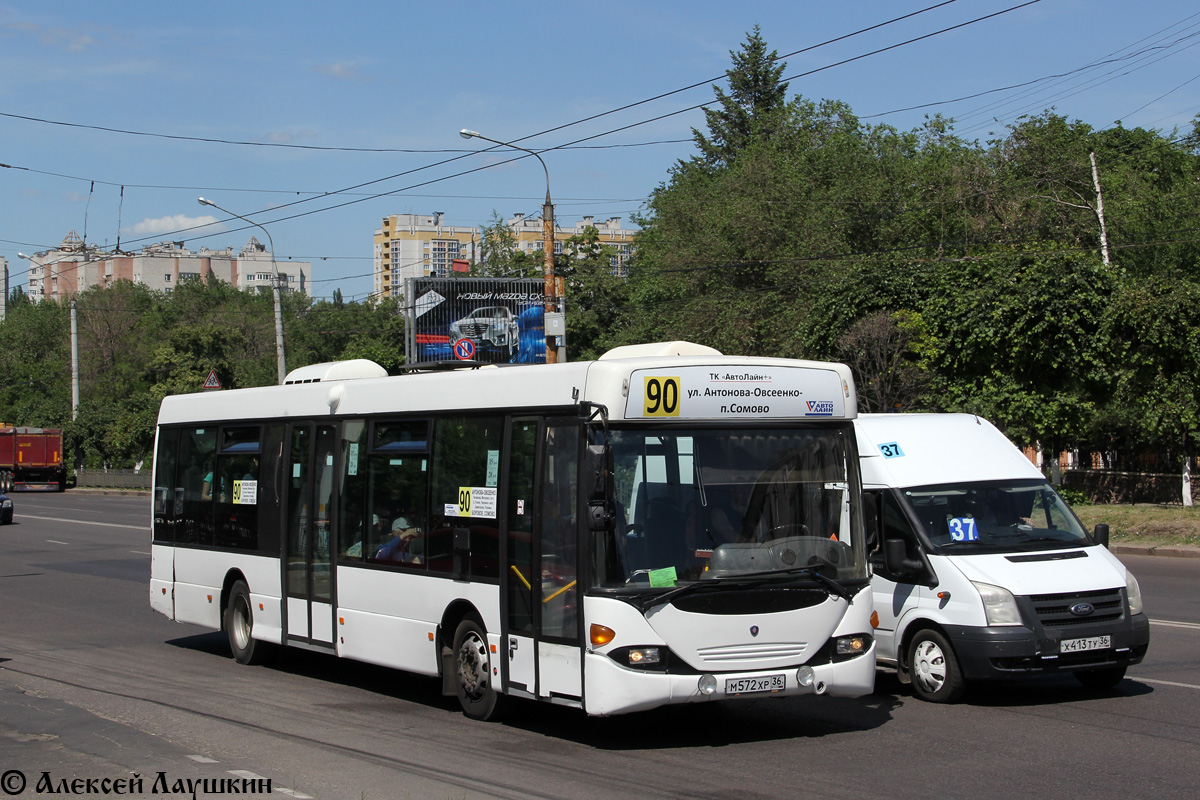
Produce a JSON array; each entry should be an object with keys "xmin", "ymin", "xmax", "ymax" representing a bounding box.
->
[{"xmin": 856, "ymin": 413, "xmax": 1149, "ymax": 702}]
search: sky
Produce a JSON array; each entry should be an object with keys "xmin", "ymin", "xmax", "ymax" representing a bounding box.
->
[{"xmin": 2, "ymin": 0, "xmax": 1199, "ymax": 302}]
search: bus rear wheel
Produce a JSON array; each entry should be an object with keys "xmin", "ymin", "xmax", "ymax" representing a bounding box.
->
[
  {"xmin": 452, "ymin": 617, "xmax": 505, "ymax": 721},
  {"xmin": 224, "ymin": 580, "xmax": 275, "ymax": 666}
]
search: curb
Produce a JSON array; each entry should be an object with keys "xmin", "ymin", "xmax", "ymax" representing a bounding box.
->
[{"xmin": 1110, "ymin": 543, "xmax": 1200, "ymax": 559}]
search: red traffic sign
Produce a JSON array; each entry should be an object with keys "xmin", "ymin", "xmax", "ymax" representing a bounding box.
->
[
  {"xmin": 453, "ymin": 338, "xmax": 477, "ymax": 360},
  {"xmin": 203, "ymin": 370, "xmax": 222, "ymax": 390}
]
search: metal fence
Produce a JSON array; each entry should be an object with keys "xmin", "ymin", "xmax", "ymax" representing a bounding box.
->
[{"xmin": 74, "ymin": 468, "xmax": 152, "ymax": 491}]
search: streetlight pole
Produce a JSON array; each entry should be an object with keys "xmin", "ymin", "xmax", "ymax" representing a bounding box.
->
[
  {"xmin": 197, "ymin": 198, "xmax": 287, "ymax": 384},
  {"xmin": 459, "ymin": 129, "xmax": 563, "ymax": 363}
]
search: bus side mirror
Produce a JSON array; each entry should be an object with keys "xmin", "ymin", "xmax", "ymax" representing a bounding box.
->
[
  {"xmin": 583, "ymin": 443, "xmax": 610, "ymax": 503},
  {"xmin": 1093, "ymin": 523, "xmax": 1110, "ymax": 549},
  {"xmin": 585, "ymin": 444, "xmax": 616, "ymax": 534},
  {"xmin": 884, "ymin": 538, "xmax": 922, "ymax": 576}
]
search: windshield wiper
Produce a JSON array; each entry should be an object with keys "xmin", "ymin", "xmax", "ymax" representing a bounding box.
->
[{"xmin": 631, "ymin": 565, "xmax": 852, "ymax": 612}]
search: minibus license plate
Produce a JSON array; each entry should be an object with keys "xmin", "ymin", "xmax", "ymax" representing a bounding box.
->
[
  {"xmin": 725, "ymin": 674, "xmax": 785, "ymax": 695},
  {"xmin": 1060, "ymin": 635, "xmax": 1111, "ymax": 653}
]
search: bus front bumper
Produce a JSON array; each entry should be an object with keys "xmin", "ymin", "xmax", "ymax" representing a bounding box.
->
[{"xmin": 581, "ymin": 642, "xmax": 876, "ymax": 716}]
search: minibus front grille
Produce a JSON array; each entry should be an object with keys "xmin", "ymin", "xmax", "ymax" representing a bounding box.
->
[{"xmin": 1026, "ymin": 588, "xmax": 1124, "ymax": 628}]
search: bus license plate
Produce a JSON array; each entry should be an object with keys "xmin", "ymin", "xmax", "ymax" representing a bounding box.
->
[
  {"xmin": 1060, "ymin": 635, "xmax": 1111, "ymax": 653},
  {"xmin": 725, "ymin": 674, "xmax": 785, "ymax": 695}
]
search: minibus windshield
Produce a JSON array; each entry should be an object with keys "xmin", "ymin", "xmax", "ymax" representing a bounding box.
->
[{"xmin": 902, "ymin": 478, "xmax": 1091, "ymax": 553}]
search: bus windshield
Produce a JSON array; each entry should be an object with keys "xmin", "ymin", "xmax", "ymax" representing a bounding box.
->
[
  {"xmin": 902, "ymin": 479, "xmax": 1091, "ymax": 553},
  {"xmin": 596, "ymin": 425, "xmax": 866, "ymax": 589}
]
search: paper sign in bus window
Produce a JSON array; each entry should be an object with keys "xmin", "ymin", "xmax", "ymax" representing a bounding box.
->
[{"xmin": 948, "ymin": 517, "xmax": 978, "ymax": 542}]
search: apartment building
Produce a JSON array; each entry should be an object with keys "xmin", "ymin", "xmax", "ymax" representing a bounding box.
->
[
  {"xmin": 22, "ymin": 231, "xmax": 312, "ymax": 302},
  {"xmin": 0, "ymin": 256, "xmax": 8, "ymax": 322},
  {"xmin": 505, "ymin": 214, "xmax": 635, "ymax": 277},
  {"xmin": 372, "ymin": 212, "xmax": 480, "ymax": 299},
  {"xmin": 373, "ymin": 212, "xmax": 637, "ymax": 299}
]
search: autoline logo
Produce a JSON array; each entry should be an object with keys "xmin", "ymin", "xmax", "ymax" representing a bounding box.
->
[{"xmin": 805, "ymin": 400, "xmax": 835, "ymax": 416}]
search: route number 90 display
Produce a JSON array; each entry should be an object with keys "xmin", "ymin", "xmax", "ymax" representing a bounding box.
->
[{"xmin": 643, "ymin": 376, "xmax": 680, "ymax": 417}]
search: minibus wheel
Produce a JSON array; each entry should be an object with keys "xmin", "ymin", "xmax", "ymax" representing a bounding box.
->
[
  {"xmin": 452, "ymin": 617, "xmax": 506, "ymax": 721},
  {"xmin": 908, "ymin": 629, "xmax": 965, "ymax": 703},
  {"xmin": 1074, "ymin": 666, "xmax": 1126, "ymax": 690}
]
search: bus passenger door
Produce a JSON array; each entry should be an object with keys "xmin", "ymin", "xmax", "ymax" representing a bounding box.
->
[
  {"xmin": 503, "ymin": 417, "xmax": 582, "ymax": 705},
  {"xmin": 504, "ymin": 418, "xmax": 538, "ymax": 697},
  {"xmin": 536, "ymin": 420, "xmax": 582, "ymax": 703},
  {"xmin": 284, "ymin": 423, "xmax": 337, "ymax": 648}
]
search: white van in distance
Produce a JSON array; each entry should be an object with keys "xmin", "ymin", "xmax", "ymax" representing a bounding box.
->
[{"xmin": 856, "ymin": 413, "xmax": 1150, "ymax": 702}]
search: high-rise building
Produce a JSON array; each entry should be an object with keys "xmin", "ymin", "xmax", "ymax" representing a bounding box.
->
[
  {"xmin": 373, "ymin": 213, "xmax": 479, "ymax": 300},
  {"xmin": 23, "ymin": 232, "xmax": 312, "ymax": 302}
]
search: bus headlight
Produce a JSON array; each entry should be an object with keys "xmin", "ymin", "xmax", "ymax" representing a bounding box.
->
[
  {"xmin": 698, "ymin": 674, "xmax": 717, "ymax": 695},
  {"xmin": 972, "ymin": 581, "xmax": 1022, "ymax": 626},
  {"xmin": 835, "ymin": 635, "xmax": 868, "ymax": 656},
  {"xmin": 796, "ymin": 666, "xmax": 815, "ymax": 687},
  {"xmin": 1126, "ymin": 571, "xmax": 1144, "ymax": 616},
  {"xmin": 627, "ymin": 647, "xmax": 660, "ymax": 666}
]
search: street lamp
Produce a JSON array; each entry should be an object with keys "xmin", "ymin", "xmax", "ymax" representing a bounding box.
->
[
  {"xmin": 197, "ymin": 197, "xmax": 287, "ymax": 384},
  {"xmin": 459, "ymin": 129, "xmax": 564, "ymax": 363}
]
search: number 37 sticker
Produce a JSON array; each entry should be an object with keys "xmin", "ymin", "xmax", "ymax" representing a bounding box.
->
[{"xmin": 643, "ymin": 376, "xmax": 680, "ymax": 417}]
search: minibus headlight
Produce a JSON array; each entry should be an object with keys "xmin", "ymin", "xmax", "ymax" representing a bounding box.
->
[
  {"xmin": 1126, "ymin": 571, "xmax": 1144, "ymax": 616},
  {"xmin": 698, "ymin": 674, "xmax": 717, "ymax": 695},
  {"xmin": 971, "ymin": 581, "xmax": 1022, "ymax": 626}
]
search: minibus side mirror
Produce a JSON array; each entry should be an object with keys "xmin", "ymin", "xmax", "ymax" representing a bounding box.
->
[
  {"xmin": 1093, "ymin": 523, "xmax": 1110, "ymax": 549},
  {"xmin": 863, "ymin": 494, "xmax": 881, "ymax": 550},
  {"xmin": 883, "ymin": 538, "xmax": 922, "ymax": 577}
]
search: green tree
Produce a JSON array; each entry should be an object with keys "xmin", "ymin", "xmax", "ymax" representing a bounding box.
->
[
  {"xmin": 693, "ymin": 25, "xmax": 790, "ymax": 167},
  {"xmin": 559, "ymin": 227, "xmax": 629, "ymax": 361}
]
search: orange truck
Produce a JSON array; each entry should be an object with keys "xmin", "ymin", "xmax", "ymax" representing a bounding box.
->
[{"xmin": 0, "ymin": 426, "xmax": 66, "ymax": 492}]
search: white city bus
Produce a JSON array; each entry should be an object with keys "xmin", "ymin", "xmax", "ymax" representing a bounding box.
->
[{"xmin": 150, "ymin": 341, "xmax": 876, "ymax": 718}]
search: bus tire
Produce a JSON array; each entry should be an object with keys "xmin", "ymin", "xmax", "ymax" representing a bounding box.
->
[
  {"xmin": 224, "ymin": 580, "xmax": 275, "ymax": 666},
  {"xmin": 452, "ymin": 617, "xmax": 505, "ymax": 721},
  {"xmin": 908, "ymin": 629, "xmax": 966, "ymax": 703}
]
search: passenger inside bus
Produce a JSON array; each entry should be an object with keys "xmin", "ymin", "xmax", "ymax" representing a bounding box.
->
[{"xmin": 373, "ymin": 515, "xmax": 424, "ymax": 563}]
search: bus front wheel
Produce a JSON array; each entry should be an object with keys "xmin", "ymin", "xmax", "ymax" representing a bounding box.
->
[
  {"xmin": 224, "ymin": 580, "xmax": 275, "ymax": 666},
  {"xmin": 452, "ymin": 617, "xmax": 505, "ymax": 721}
]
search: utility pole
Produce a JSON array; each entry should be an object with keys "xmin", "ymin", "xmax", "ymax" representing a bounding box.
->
[
  {"xmin": 198, "ymin": 198, "xmax": 288, "ymax": 383},
  {"xmin": 460, "ymin": 129, "xmax": 564, "ymax": 363},
  {"xmin": 70, "ymin": 299, "xmax": 79, "ymax": 420}
]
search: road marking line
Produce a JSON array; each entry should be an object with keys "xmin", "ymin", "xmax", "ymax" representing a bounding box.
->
[
  {"xmin": 131, "ymin": 550, "xmax": 151, "ymax": 555},
  {"xmin": 21, "ymin": 514, "xmax": 149, "ymax": 531},
  {"xmin": 227, "ymin": 772, "xmax": 312, "ymax": 798},
  {"xmin": 187, "ymin": 755, "xmax": 218, "ymax": 763},
  {"xmin": 1135, "ymin": 677, "xmax": 1200, "ymax": 691},
  {"xmin": 1150, "ymin": 619, "xmax": 1200, "ymax": 631},
  {"xmin": 45, "ymin": 540, "xmax": 68, "ymax": 545}
]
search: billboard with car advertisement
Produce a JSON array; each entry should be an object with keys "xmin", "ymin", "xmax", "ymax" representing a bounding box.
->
[{"xmin": 405, "ymin": 277, "xmax": 546, "ymax": 365}]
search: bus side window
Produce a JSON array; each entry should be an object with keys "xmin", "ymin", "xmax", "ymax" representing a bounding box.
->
[
  {"xmin": 428, "ymin": 416, "xmax": 504, "ymax": 579},
  {"xmin": 177, "ymin": 427, "xmax": 217, "ymax": 546},
  {"xmin": 366, "ymin": 420, "xmax": 430, "ymax": 569},
  {"xmin": 339, "ymin": 421, "xmax": 368, "ymax": 560}
]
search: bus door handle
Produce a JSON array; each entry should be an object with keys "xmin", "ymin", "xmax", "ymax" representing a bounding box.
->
[{"xmin": 508, "ymin": 637, "xmax": 518, "ymax": 660}]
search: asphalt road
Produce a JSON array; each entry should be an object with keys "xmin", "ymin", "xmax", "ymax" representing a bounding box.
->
[{"xmin": 1, "ymin": 492, "xmax": 1198, "ymax": 799}]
